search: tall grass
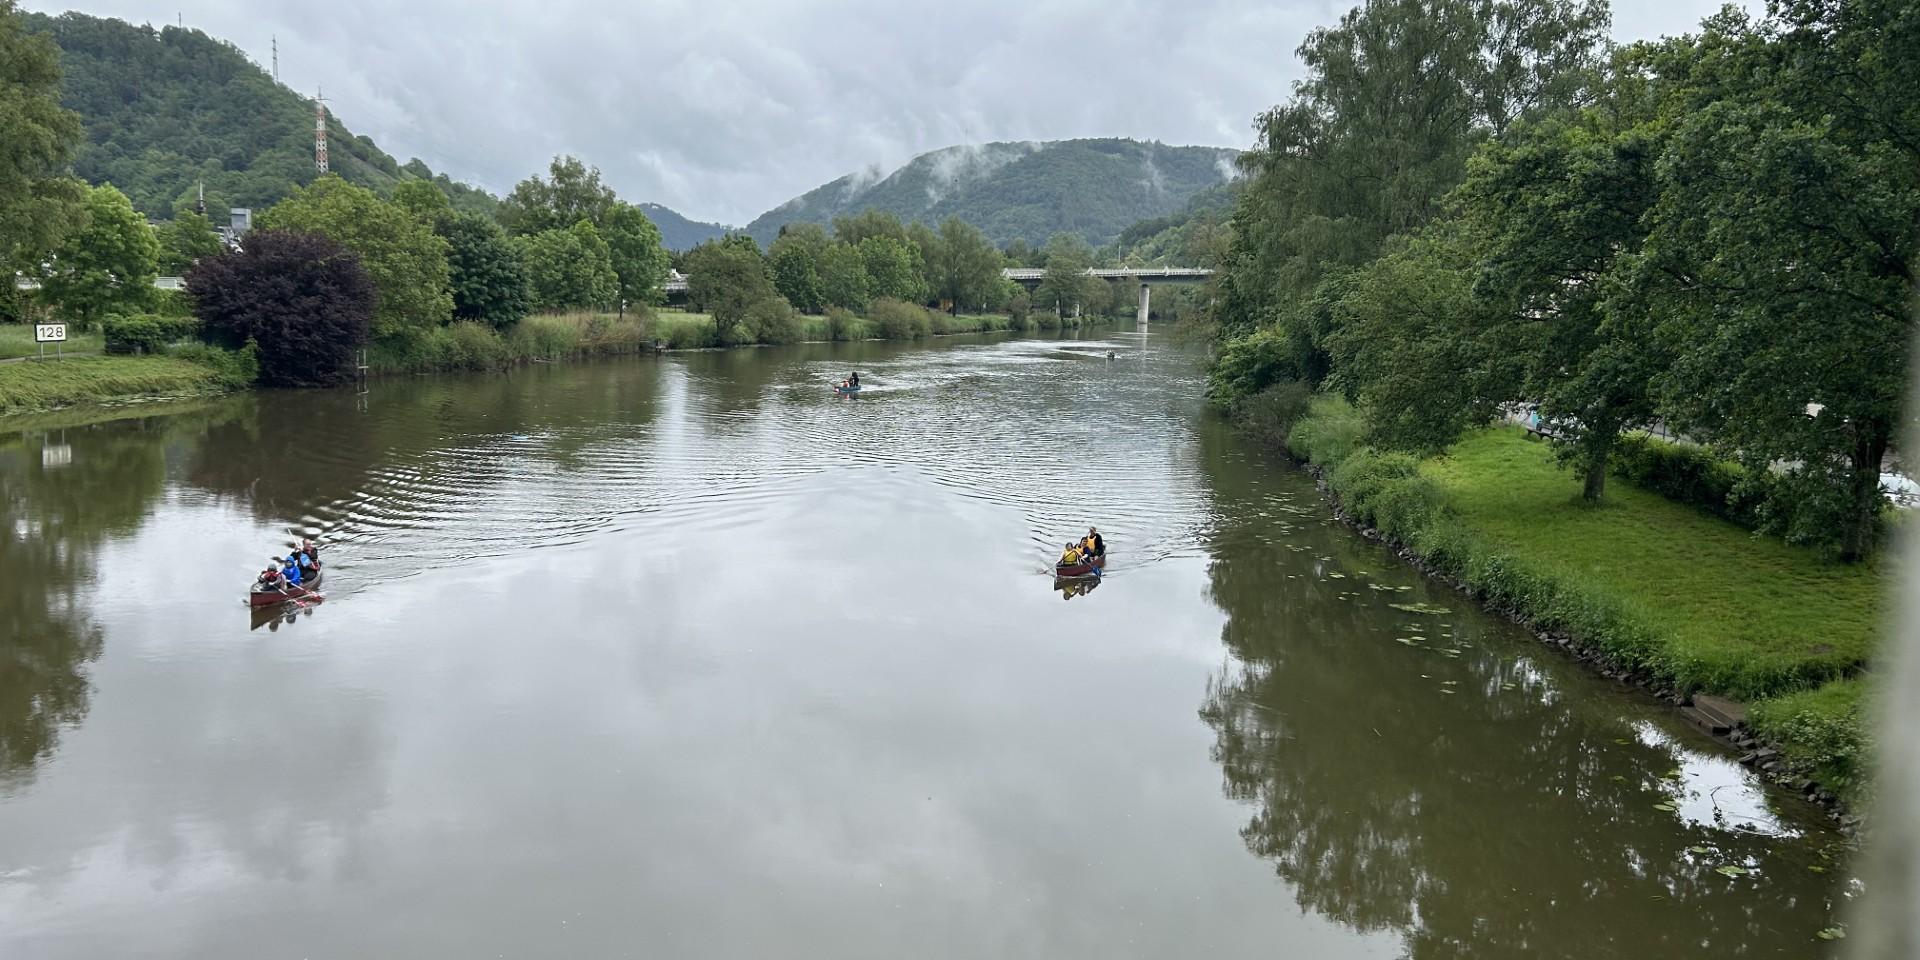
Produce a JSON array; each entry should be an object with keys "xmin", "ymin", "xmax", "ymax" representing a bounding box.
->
[{"xmin": 0, "ymin": 355, "xmax": 225, "ymax": 414}]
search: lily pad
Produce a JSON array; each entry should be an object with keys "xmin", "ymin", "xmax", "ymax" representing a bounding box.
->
[
  {"xmin": 1714, "ymin": 865, "xmax": 1748, "ymax": 878},
  {"xmin": 1687, "ymin": 846, "xmax": 1712, "ymax": 854},
  {"xmin": 1652, "ymin": 802, "xmax": 1677, "ymax": 812},
  {"xmin": 1816, "ymin": 927, "xmax": 1846, "ymax": 941},
  {"xmin": 1610, "ymin": 775, "xmax": 1626, "ymax": 782},
  {"xmin": 1389, "ymin": 602, "xmax": 1451, "ymax": 615}
]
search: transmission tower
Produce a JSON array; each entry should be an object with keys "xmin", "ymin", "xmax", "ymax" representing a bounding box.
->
[
  {"xmin": 272, "ymin": 36, "xmax": 278, "ymax": 80},
  {"xmin": 313, "ymin": 89, "xmax": 329, "ymax": 174}
]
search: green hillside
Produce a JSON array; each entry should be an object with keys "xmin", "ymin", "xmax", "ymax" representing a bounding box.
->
[
  {"xmin": 636, "ymin": 202, "xmax": 730, "ymax": 251},
  {"xmin": 744, "ymin": 138, "xmax": 1239, "ymax": 248},
  {"xmin": 23, "ymin": 10, "xmax": 495, "ymax": 220}
]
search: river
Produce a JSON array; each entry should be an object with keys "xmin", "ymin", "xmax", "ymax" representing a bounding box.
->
[{"xmin": 0, "ymin": 331, "xmax": 1846, "ymax": 958}]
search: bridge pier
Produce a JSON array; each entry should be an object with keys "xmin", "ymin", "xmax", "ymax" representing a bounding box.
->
[{"xmin": 1137, "ymin": 283, "xmax": 1150, "ymax": 326}]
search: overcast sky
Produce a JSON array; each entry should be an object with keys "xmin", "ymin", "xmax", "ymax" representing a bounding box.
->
[{"xmin": 30, "ymin": 0, "xmax": 1746, "ymax": 225}]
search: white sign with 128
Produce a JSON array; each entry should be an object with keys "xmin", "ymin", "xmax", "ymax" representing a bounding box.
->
[{"xmin": 34, "ymin": 324, "xmax": 66, "ymax": 343}]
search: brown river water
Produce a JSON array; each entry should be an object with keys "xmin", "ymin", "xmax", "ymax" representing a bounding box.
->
[{"xmin": 0, "ymin": 330, "xmax": 1847, "ymax": 957}]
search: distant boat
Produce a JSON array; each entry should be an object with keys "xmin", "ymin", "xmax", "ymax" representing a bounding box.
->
[
  {"xmin": 1054, "ymin": 555, "xmax": 1105, "ymax": 579},
  {"xmin": 834, "ymin": 383, "xmax": 861, "ymax": 396}
]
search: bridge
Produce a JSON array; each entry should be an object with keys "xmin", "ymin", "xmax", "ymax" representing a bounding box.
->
[
  {"xmin": 1000, "ymin": 267, "xmax": 1211, "ymax": 325},
  {"xmin": 659, "ymin": 266, "xmax": 1214, "ymax": 324}
]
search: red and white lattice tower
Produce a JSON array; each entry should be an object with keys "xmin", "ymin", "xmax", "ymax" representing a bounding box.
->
[{"xmin": 314, "ymin": 90, "xmax": 329, "ymax": 174}]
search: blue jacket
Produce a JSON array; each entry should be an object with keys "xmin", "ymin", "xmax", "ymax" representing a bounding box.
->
[{"xmin": 283, "ymin": 563, "xmax": 302, "ymax": 585}]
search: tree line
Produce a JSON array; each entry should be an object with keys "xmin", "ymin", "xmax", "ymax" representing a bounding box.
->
[{"xmin": 1205, "ymin": 0, "xmax": 1915, "ymax": 560}]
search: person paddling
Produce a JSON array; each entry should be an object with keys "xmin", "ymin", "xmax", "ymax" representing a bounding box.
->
[
  {"xmin": 281, "ymin": 555, "xmax": 303, "ymax": 587},
  {"xmin": 1059, "ymin": 541, "xmax": 1083, "ymax": 567},
  {"xmin": 849, "ymin": 371, "xmax": 860, "ymax": 388},
  {"xmin": 1081, "ymin": 527, "xmax": 1105, "ymax": 560}
]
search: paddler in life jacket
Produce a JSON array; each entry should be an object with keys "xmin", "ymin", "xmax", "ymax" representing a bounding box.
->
[
  {"xmin": 256, "ymin": 563, "xmax": 283, "ymax": 590},
  {"xmin": 1059, "ymin": 541, "xmax": 1083, "ymax": 567},
  {"xmin": 1081, "ymin": 527, "xmax": 1105, "ymax": 560}
]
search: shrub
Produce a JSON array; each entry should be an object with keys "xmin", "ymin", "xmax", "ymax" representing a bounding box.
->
[
  {"xmin": 1749, "ymin": 679, "xmax": 1871, "ymax": 800},
  {"xmin": 742, "ymin": 298, "xmax": 800, "ymax": 345},
  {"xmin": 1611, "ymin": 433, "xmax": 1762, "ymax": 527},
  {"xmin": 437, "ymin": 322, "xmax": 510, "ymax": 371},
  {"xmin": 868, "ymin": 298, "xmax": 931, "ymax": 340},
  {"xmin": 187, "ymin": 229, "xmax": 375, "ymax": 387},
  {"xmin": 825, "ymin": 307, "xmax": 859, "ymax": 342},
  {"xmin": 1286, "ymin": 394, "xmax": 1368, "ymax": 465},
  {"xmin": 1208, "ymin": 326, "xmax": 1306, "ymax": 409},
  {"xmin": 169, "ymin": 340, "xmax": 260, "ymax": 387},
  {"xmin": 928, "ymin": 311, "xmax": 954, "ymax": 335},
  {"xmin": 1230, "ymin": 381, "xmax": 1313, "ymax": 451},
  {"xmin": 103, "ymin": 313, "xmax": 198, "ymax": 354}
]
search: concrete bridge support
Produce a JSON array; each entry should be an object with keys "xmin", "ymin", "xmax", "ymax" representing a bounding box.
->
[{"xmin": 1137, "ymin": 283, "xmax": 1151, "ymax": 326}]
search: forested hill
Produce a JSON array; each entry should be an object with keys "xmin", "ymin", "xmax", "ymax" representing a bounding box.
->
[
  {"xmin": 22, "ymin": 10, "xmax": 496, "ymax": 220},
  {"xmin": 636, "ymin": 203, "xmax": 730, "ymax": 251},
  {"xmin": 743, "ymin": 139, "xmax": 1239, "ymax": 248}
]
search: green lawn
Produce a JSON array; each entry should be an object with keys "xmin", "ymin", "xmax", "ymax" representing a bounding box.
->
[
  {"xmin": 1424, "ymin": 427, "xmax": 1888, "ymax": 693},
  {"xmin": 0, "ymin": 355, "xmax": 225, "ymax": 415},
  {"xmin": 0, "ymin": 323, "xmax": 104, "ymax": 359}
]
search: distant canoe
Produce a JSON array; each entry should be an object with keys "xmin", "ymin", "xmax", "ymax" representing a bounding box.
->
[
  {"xmin": 834, "ymin": 383, "xmax": 862, "ymax": 395},
  {"xmin": 1054, "ymin": 555, "xmax": 1105, "ymax": 579},
  {"xmin": 249, "ymin": 569, "xmax": 322, "ymax": 607}
]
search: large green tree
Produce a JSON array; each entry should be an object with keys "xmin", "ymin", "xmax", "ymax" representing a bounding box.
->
[
  {"xmin": 497, "ymin": 156, "xmax": 618, "ymax": 236},
  {"xmin": 442, "ymin": 211, "xmax": 531, "ymax": 328},
  {"xmin": 517, "ymin": 220, "xmax": 618, "ymax": 313},
  {"xmin": 40, "ymin": 184, "xmax": 158, "ymax": 325},
  {"xmin": 684, "ymin": 236, "xmax": 784, "ymax": 324},
  {"xmin": 818, "ymin": 241, "xmax": 871, "ymax": 311},
  {"xmin": 768, "ymin": 224, "xmax": 828, "ymax": 313},
  {"xmin": 156, "ymin": 210, "xmax": 223, "ymax": 274},
  {"xmin": 391, "ymin": 179, "xmax": 453, "ymax": 227},
  {"xmin": 856, "ymin": 235, "xmax": 927, "ymax": 303},
  {"xmin": 1635, "ymin": 2, "xmax": 1917, "ymax": 559},
  {"xmin": 1212, "ymin": 0, "xmax": 1610, "ymax": 397},
  {"xmin": 1033, "ymin": 233, "xmax": 1099, "ymax": 317},
  {"xmin": 258, "ymin": 175, "xmax": 453, "ymax": 337},
  {"xmin": 602, "ymin": 202, "xmax": 671, "ymax": 308},
  {"xmin": 926, "ymin": 217, "xmax": 1003, "ymax": 313},
  {"xmin": 0, "ymin": 0, "xmax": 85, "ymax": 275}
]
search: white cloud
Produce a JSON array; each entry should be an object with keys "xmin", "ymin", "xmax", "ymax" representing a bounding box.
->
[{"xmin": 28, "ymin": 0, "xmax": 1752, "ymax": 225}]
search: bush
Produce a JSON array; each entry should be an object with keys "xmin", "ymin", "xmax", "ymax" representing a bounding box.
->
[
  {"xmin": 1208, "ymin": 326, "xmax": 1307, "ymax": 410},
  {"xmin": 928, "ymin": 311, "xmax": 954, "ymax": 335},
  {"xmin": 1286, "ymin": 394, "xmax": 1368, "ymax": 465},
  {"xmin": 169, "ymin": 340, "xmax": 260, "ymax": 387},
  {"xmin": 1230, "ymin": 381, "xmax": 1313, "ymax": 451},
  {"xmin": 868, "ymin": 298, "xmax": 932, "ymax": 340},
  {"xmin": 103, "ymin": 314, "xmax": 198, "ymax": 354},
  {"xmin": 742, "ymin": 298, "xmax": 800, "ymax": 345},
  {"xmin": 1611, "ymin": 433, "xmax": 1762, "ymax": 527},
  {"xmin": 437, "ymin": 322, "xmax": 511, "ymax": 371},
  {"xmin": 1749, "ymin": 679, "xmax": 1871, "ymax": 800},
  {"xmin": 825, "ymin": 307, "xmax": 859, "ymax": 342}
]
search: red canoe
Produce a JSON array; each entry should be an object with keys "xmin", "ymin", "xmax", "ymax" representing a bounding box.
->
[
  {"xmin": 249, "ymin": 570, "xmax": 322, "ymax": 607},
  {"xmin": 1054, "ymin": 555, "xmax": 1106, "ymax": 579}
]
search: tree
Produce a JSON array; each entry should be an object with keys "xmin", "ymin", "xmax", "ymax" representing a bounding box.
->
[
  {"xmin": 391, "ymin": 179, "xmax": 452, "ymax": 227},
  {"xmin": 818, "ymin": 241, "xmax": 872, "ymax": 311},
  {"xmin": 40, "ymin": 184, "xmax": 158, "ymax": 326},
  {"xmin": 927, "ymin": 217, "xmax": 1003, "ymax": 313},
  {"xmin": 856, "ymin": 235, "xmax": 927, "ymax": 303},
  {"xmin": 186, "ymin": 229, "xmax": 374, "ymax": 387},
  {"xmin": 684, "ymin": 236, "xmax": 783, "ymax": 325},
  {"xmin": 516, "ymin": 220, "xmax": 618, "ymax": 312},
  {"xmin": 769, "ymin": 224, "xmax": 828, "ymax": 313},
  {"xmin": 442, "ymin": 211, "xmax": 531, "ymax": 328},
  {"xmin": 257, "ymin": 175, "xmax": 452, "ymax": 337},
  {"xmin": 1635, "ymin": 6, "xmax": 1917, "ymax": 559},
  {"xmin": 832, "ymin": 209, "xmax": 911, "ymax": 246},
  {"xmin": 156, "ymin": 210, "xmax": 223, "ymax": 274},
  {"xmin": 0, "ymin": 0, "xmax": 85, "ymax": 274},
  {"xmin": 497, "ymin": 155, "xmax": 618, "ymax": 236},
  {"xmin": 1034, "ymin": 232, "xmax": 1099, "ymax": 317},
  {"xmin": 602, "ymin": 202, "xmax": 671, "ymax": 308},
  {"xmin": 1212, "ymin": 0, "xmax": 1610, "ymax": 399}
]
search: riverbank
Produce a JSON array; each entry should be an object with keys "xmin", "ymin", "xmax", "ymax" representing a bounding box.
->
[
  {"xmin": 1259, "ymin": 394, "xmax": 1884, "ymax": 812},
  {"xmin": 0, "ymin": 354, "xmax": 232, "ymax": 416},
  {"xmin": 0, "ymin": 310, "xmax": 1106, "ymax": 418}
]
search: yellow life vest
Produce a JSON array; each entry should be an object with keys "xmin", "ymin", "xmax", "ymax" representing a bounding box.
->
[{"xmin": 1060, "ymin": 547, "xmax": 1081, "ymax": 565}]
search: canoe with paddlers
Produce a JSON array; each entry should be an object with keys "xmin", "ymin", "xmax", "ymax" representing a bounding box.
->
[
  {"xmin": 1054, "ymin": 554, "xmax": 1105, "ymax": 579},
  {"xmin": 249, "ymin": 569, "xmax": 322, "ymax": 606}
]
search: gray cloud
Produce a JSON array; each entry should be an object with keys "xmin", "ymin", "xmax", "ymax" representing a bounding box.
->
[{"xmin": 30, "ymin": 0, "xmax": 1747, "ymax": 224}]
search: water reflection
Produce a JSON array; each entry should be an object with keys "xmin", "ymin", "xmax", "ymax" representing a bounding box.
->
[{"xmin": 1193, "ymin": 424, "xmax": 1841, "ymax": 956}]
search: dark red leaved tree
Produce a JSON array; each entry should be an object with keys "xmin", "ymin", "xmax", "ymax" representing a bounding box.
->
[{"xmin": 186, "ymin": 229, "xmax": 375, "ymax": 387}]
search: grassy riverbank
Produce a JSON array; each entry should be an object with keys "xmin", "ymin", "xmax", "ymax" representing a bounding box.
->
[
  {"xmin": 1270, "ymin": 394, "xmax": 1885, "ymax": 799},
  {"xmin": 0, "ymin": 323, "xmax": 104, "ymax": 359},
  {"xmin": 0, "ymin": 354, "xmax": 230, "ymax": 415}
]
